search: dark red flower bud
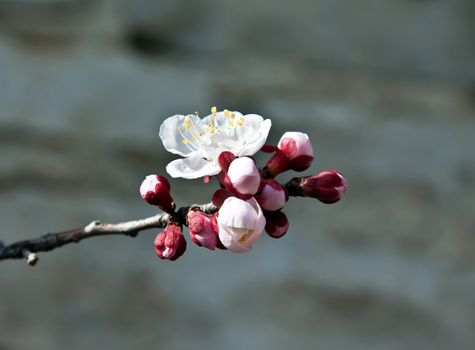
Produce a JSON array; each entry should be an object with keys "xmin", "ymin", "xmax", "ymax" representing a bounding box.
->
[
  {"xmin": 154, "ymin": 224, "xmax": 187, "ymax": 261},
  {"xmin": 140, "ymin": 175, "xmax": 176, "ymax": 213},
  {"xmin": 302, "ymin": 170, "xmax": 347, "ymax": 204},
  {"xmin": 264, "ymin": 211, "xmax": 289, "ymax": 238}
]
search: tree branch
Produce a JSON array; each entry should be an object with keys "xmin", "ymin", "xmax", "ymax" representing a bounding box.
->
[
  {"xmin": 0, "ymin": 203, "xmax": 217, "ymax": 265},
  {"xmin": 0, "ymin": 175, "xmax": 309, "ymax": 265}
]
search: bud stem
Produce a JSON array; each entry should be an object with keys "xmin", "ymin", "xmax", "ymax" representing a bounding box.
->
[{"xmin": 284, "ymin": 177, "xmax": 305, "ymax": 197}]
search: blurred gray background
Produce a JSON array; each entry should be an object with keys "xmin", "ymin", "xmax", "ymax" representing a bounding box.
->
[{"xmin": 1, "ymin": 0, "xmax": 474, "ymax": 349}]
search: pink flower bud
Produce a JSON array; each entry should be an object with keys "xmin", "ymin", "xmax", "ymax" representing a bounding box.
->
[
  {"xmin": 187, "ymin": 210, "xmax": 218, "ymax": 250},
  {"xmin": 302, "ymin": 170, "xmax": 347, "ymax": 204},
  {"xmin": 264, "ymin": 211, "xmax": 289, "ymax": 238},
  {"xmin": 154, "ymin": 224, "xmax": 187, "ymax": 261},
  {"xmin": 255, "ymin": 179, "xmax": 288, "ymax": 211},
  {"xmin": 262, "ymin": 132, "xmax": 314, "ymax": 178},
  {"xmin": 226, "ymin": 157, "xmax": 261, "ymax": 197},
  {"xmin": 140, "ymin": 175, "xmax": 175, "ymax": 213},
  {"xmin": 277, "ymin": 132, "xmax": 314, "ymax": 171},
  {"xmin": 217, "ymin": 197, "xmax": 266, "ymax": 253}
]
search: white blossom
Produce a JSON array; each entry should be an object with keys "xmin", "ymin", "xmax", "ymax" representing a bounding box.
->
[{"xmin": 159, "ymin": 108, "xmax": 271, "ymax": 179}]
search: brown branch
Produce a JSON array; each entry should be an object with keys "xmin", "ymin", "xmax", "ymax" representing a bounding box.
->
[{"xmin": 0, "ymin": 203, "xmax": 217, "ymax": 265}]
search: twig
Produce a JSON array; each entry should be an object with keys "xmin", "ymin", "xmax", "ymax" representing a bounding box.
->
[{"xmin": 0, "ymin": 203, "xmax": 217, "ymax": 265}]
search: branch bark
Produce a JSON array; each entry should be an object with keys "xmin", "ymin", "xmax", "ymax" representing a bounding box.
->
[{"xmin": 0, "ymin": 203, "xmax": 217, "ymax": 265}]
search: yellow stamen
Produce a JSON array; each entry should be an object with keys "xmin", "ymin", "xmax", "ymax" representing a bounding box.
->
[
  {"xmin": 186, "ymin": 118, "xmax": 203, "ymax": 141},
  {"xmin": 182, "ymin": 139, "xmax": 189, "ymax": 145},
  {"xmin": 211, "ymin": 106, "xmax": 217, "ymax": 116},
  {"xmin": 224, "ymin": 109, "xmax": 229, "ymax": 117},
  {"xmin": 237, "ymin": 229, "xmax": 253, "ymax": 243}
]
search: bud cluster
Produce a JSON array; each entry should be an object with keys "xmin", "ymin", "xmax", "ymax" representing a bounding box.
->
[{"xmin": 140, "ymin": 127, "xmax": 347, "ymax": 261}]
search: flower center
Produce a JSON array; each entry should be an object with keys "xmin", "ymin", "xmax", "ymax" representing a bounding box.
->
[
  {"xmin": 237, "ymin": 228, "xmax": 254, "ymax": 243},
  {"xmin": 176, "ymin": 107, "xmax": 246, "ymax": 156}
]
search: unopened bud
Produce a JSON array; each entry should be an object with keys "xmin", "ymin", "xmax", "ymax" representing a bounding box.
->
[
  {"xmin": 264, "ymin": 211, "xmax": 289, "ymax": 238},
  {"xmin": 154, "ymin": 224, "xmax": 187, "ymax": 261},
  {"xmin": 226, "ymin": 157, "xmax": 261, "ymax": 197},
  {"xmin": 262, "ymin": 132, "xmax": 314, "ymax": 178},
  {"xmin": 217, "ymin": 197, "xmax": 266, "ymax": 253},
  {"xmin": 278, "ymin": 132, "xmax": 314, "ymax": 171},
  {"xmin": 255, "ymin": 179, "xmax": 288, "ymax": 211},
  {"xmin": 140, "ymin": 175, "xmax": 176, "ymax": 213},
  {"xmin": 301, "ymin": 170, "xmax": 347, "ymax": 204},
  {"xmin": 187, "ymin": 210, "xmax": 218, "ymax": 250}
]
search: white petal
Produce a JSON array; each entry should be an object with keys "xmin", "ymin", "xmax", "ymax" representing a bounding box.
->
[
  {"xmin": 242, "ymin": 199, "xmax": 266, "ymax": 246},
  {"xmin": 218, "ymin": 225, "xmax": 252, "ymax": 253},
  {"xmin": 159, "ymin": 115, "xmax": 203, "ymax": 157},
  {"xmin": 166, "ymin": 154, "xmax": 221, "ymax": 179},
  {"xmin": 238, "ymin": 116, "xmax": 272, "ymax": 156},
  {"xmin": 207, "ymin": 132, "xmax": 241, "ymax": 155}
]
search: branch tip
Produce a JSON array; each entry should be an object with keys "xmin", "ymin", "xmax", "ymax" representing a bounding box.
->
[{"xmin": 24, "ymin": 251, "xmax": 39, "ymax": 266}]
